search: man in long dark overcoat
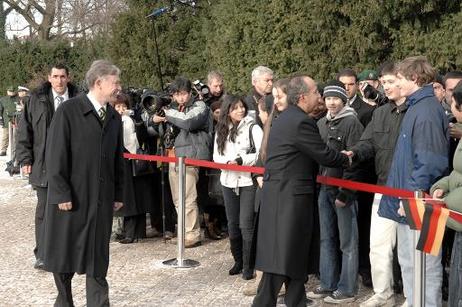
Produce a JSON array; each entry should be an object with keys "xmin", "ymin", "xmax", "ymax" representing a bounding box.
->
[
  {"xmin": 252, "ymin": 76, "xmax": 350, "ymax": 307},
  {"xmin": 41, "ymin": 60, "xmax": 124, "ymax": 307},
  {"xmin": 16, "ymin": 64, "xmax": 79, "ymax": 270}
]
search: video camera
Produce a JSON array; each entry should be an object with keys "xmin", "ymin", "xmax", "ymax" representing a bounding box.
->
[
  {"xmin": 192, "ymin": 79, "xmax": 211, "ymax": 102},
  {"xmin": 362, "ymin": 83, "xmax": 389, "ymax": 106},
  {"xmin": 140, "ymin": 90, "xmax": 172, "ymax": 117}
]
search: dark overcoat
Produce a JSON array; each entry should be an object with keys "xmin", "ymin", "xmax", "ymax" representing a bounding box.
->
[
  {"xmin": 16, "ymin": 82, "xmax": 79, "ymax": 188},
  {"xmin": 255, "ymin": 104, "xmax": 348, "ymax": 280},
  {"xmin": 41, "ymin": 94, "xmax": 124, "ymax": 277}
]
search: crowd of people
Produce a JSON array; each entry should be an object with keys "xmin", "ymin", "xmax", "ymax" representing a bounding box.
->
[{"xmin": 2, "ymin": 55, "xmax": 462, "ymax": 307}]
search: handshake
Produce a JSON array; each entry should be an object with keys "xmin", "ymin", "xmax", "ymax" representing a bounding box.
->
[{"xmin": 341, "ymin": 150, "xmax": 354, "ymax": 167}]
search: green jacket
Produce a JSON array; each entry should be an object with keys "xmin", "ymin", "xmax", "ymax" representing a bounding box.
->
[
  {"xmin": 431, "ymin": 133, "xmax": 462, "ymax": 232},
  {"xmin": 0, "ymin": 95, "xmax": 19, "ymax": 125}
]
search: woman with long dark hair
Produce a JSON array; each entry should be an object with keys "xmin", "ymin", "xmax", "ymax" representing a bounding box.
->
[{"xmin": 213, "ymin": 94, "xmax": 263, "ymax": 280}]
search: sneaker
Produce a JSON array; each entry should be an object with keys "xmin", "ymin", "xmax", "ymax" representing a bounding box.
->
[
  {"xmin": 307, "ymin": 286, "xmax": 333, "ymax": 299},
  {"xmin": 360, "ymin": 271, "xmax": 373, "ymax": 288},
  {"xmin": 359, "ymin": 294, "xmax": 395, "ymax": 307},
  {"xmin": 185, "ymin": 238, "xmax": 201, "ymax": 248},
  {"xmin": 323, "ymin": 290, "xmax": 355, "ymax": 304}
]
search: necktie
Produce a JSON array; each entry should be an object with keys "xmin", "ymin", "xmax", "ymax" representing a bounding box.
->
[
  {"xmin": 55, "ymin": 96, "xmax": 64, "ymax": 110},
  {"xmin": 98, "ymin": 107, "xmax": 106, "ymax": 121}
]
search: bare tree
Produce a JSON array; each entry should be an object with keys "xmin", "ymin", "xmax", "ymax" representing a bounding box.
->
[
  {"xmin": 4, "ymin": 0, "xmax": 126, "ymax": 40},
  {"xmin": 4, "ymin": 0, "xmax": 56, "ymax": 40},
  {"xmin": 0, "ymin": 0, "xmax": 14, "ymax": 42}
]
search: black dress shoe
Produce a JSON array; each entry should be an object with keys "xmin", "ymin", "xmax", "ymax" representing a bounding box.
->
[
  {"xmin": 34, "ymin": 259, "xmax": 45, "ymax": 270},
  {"xmin": 118, "ymin": 238, "xmax": 138, "ymax": 244}
]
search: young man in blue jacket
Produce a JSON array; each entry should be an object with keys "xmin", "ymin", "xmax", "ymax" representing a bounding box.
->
[{"xmin": 379, "ymin": 56, "xmax": 449, "ymax": 307}]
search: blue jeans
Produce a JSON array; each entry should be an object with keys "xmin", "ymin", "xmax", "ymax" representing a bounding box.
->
[
  {"xmin": 397, "ymin": 223, "xmax": 442, "ymax": 307},
  {"xmin": 318, "ymin": 186, "xmax": 359, "ymax": 296},
  {"xmin": 449, "ymin": 231, "xmax": 462, "ymax": 307}
]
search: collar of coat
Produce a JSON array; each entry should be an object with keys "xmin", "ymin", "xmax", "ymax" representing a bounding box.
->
[
  {"xmin": 80, "ymin": 94, "xmax": 117, "ymax": 122},
  {"xmin": 169, "ymin": 96, "xmax": 198, "ymax": 110},
  {"xmin": 35, "ymin": 82, "xmax": 79, "ymax": 104},
  {"xmin": 406, "ymin": 84, "xmax": 435, "ymax": 107}
]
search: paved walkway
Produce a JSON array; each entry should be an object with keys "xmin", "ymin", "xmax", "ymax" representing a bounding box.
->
[{"xmin": 0, "ymin": 153, "xmax": 403, "ymax": 306}]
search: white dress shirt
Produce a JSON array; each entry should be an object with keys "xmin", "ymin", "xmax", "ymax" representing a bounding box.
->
[
  {"xmin": 87, "ymin": 92, "xmax": 106, "ymax": 116},
  {"xmin": 52, "ymin": 88, "xmax": 69, "ymax": 111}
]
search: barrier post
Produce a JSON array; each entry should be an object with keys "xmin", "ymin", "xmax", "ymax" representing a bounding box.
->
[
  {"xmin": 163, "ymin": 156, "xmax": 200, "ymax": 268},
  {"xmin": 413, "ymin": 190, "xmax": 425, "ymax": 307}
]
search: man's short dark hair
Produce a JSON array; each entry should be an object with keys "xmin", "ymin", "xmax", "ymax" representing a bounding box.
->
[
  {"xmin": 287, "ymin": 76, "xmax": 309, "ymax": 106},
  {"xmin": 336, "ymin": 68, "xmax": 357, "ymax": 82},
  {"xmin": 169, "ymin": 76, "xmax": 192, "ymax": 94},
  {"xmin": 49, "ymin": 63, "xmax": 69, "ymax": 76},
  {"xmin": 443, "ymin": 71, "xmax": 462, "ymax": 84}
]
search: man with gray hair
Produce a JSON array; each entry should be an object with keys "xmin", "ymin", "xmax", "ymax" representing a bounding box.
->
[
  {"xmin": 253, "ymin": 76, "xmax": 350, "ymax": 306},
  {"xmin": 244, "ymin": 65, "xmax": 274, "ymax": 127},
  {"xmin": 41, "ymin": 59, "xmax": 124, "ymax": 306}
]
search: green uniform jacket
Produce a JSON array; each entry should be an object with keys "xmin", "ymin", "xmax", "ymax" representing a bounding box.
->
[
  {"xmin": 0, "ymin": 95, "xmax": 18, "ymax": 125},
  {"xmin": 431, "ymin": 135, "xmax": 462, "ymax": 232}
]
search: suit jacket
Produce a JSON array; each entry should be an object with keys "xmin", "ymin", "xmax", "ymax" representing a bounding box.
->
[
  {"xmin": 255, "ymin": 104, "xmax": 348, "ymax": 279},
  {"xmin": 41, "ymin": 94, "xmax": 124, "ymax": 277}
]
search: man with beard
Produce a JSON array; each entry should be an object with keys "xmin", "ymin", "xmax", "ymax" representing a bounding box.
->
[{"xmin": 41, "ymin": 60, "xmax": 124, "ymax": 306}]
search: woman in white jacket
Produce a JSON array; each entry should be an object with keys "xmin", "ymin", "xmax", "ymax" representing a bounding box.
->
[{"xmin": 213, "ymin": 94, "xmax": 263, "ymax": 280}]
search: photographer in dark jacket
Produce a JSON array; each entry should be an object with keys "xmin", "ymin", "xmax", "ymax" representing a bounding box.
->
[
  {"xmin": 16, "ymin": 64, "xmax": 79, "ymax": 269},
  {"xmin": 152, "ymin": 76, "xmax": 213, "ymax": 247}
]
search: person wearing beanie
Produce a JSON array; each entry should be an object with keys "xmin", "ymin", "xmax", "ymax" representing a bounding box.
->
[{"xmin": 307, "ymin": 80, "xmax": 364, "ymax": 304}]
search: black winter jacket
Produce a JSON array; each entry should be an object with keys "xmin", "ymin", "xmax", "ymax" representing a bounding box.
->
[
  {"xmin": 317, "ymin": 106, "xmax": 364, "ymax": 203},
  {"xmin": 352, "ymin": 101, "xmax": 408, "ymax": 185},
  {"xmin": 16, "ymin": 82, "xmax": 79, "ymax": 187},
  {"xmin": 349, "ymin": 95, "xmax": 376, "ymax": 127}
]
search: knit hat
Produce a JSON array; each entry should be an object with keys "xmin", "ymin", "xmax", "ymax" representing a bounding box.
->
[
  {"xmin": 323, "ymin": 80, "xmax": 348, "ymax": 104},
  {"xmin": 358, "ymin": 69, "xmax": 379, "ymax": 81}
]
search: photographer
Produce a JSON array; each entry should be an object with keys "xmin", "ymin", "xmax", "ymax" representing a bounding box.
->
[
  {"xmin": 152, "ymin": 76, "xmax": 213, "ymax": 248},
  {"xmin": 358, "ymin": 69, "xmax": 388, "ymax": 107}
]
